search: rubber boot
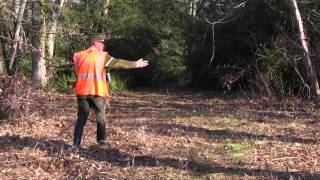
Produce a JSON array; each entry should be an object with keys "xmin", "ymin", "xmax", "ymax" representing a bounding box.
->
[
  {"xmin": 73, "ymin": 121, "xmax": 85, "ymax": 147},
  {"xmin": 97, "ymin": 122, "xmax": 106, "ymax": 144}
]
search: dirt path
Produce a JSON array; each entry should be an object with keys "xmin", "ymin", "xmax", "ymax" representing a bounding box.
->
[{"xmin": 0, "ymin": 90, "xmax": 320, "ymax": 179}]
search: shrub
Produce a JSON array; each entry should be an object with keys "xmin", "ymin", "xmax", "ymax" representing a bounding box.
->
[
  {"xmin": 254, "ymin": 43, "xmax": 301, "ymax": 96},
  {"xmin": 15, "ymin": 57, "xmax": 32, "ymax": 77},
  {"xmin": 109, "ymin": 72, "xmax": 127, "ymax": 93},
  {"xmin": 45, "ymin": 70, "xmax": 76, "ymax": 93}
]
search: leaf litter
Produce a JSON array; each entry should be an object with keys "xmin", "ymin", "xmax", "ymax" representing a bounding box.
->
[{"xmin": 0, "ymin": 75, "xmax": 319, "ymax": 179}]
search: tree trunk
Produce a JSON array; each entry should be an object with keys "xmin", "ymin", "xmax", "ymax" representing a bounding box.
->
[
  {"xmin": 101, "ymin": 0, "xmax": 111, "ymax": 16},
  {"xmin": 13, "ymin": 0, "xmax": 21, "ymax": 15},
  {"xmin": 0, "ymin": 39, "xmax": 7, "ymax": 75},
  {"xmin": 32, "ymin": 0, "xmax": 47, "ymax": 86},
  {"xmin": 8, "ymin": 0, "xmax": 27, "ymax": 69},
  {"xmin": 289, "ymin": 0, "xmax": 320, "ymax": 96},
  {"xmin": 47, "ymin": 0, "xmax": 64, "ymax": 59},
  {"xmin": 189, "ymin": 0, "xmax": 196, "ymax": 17}
]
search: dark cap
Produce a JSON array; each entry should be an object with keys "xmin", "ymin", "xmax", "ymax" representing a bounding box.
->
[{"xmin": 88, "ymin": 33, "xmax": 105, "ymax": 43}]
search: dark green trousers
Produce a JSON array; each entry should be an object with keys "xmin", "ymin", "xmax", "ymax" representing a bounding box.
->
[{"xmin": 73, "ymin": 96, "xmax": 106, "ymax": 147}]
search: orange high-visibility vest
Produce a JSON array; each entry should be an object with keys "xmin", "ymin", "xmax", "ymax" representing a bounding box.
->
[{"xmin": 73, "ymin": 47, "xmax": 111, "ymax": 97}]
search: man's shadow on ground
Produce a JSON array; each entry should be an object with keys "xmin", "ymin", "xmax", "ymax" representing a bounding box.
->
[{"xmin": 0, "ymin": 135, "xmax": 319, "ymax": 179}]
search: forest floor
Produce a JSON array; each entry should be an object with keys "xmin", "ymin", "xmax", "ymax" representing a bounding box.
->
[{"xmin": 0, "ymin": 75, "xmax": 320, "ymax": 179}]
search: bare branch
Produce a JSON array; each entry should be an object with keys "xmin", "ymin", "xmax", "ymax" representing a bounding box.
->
[
  {"xmin": 205, "ymin": 15, "xmax": 228, "ymax": 67},
  {"xmin": 205, "ymin": 1, "xmax": 248, "ymax": 67},
  {"xmin": 0, "ymin": 35, "xmax": 46, "ymax": 59}
]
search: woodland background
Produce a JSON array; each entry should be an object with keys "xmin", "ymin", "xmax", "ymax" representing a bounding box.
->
[
  {"xmin": 0, "ymin": 0, "xmax": 320, "ymax": 97},
  {"xmin": 1, "ymin": 1, "xmax": 320, "ymax": 179}
]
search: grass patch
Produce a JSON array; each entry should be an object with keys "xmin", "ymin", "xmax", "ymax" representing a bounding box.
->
[
  {"xmin": 223, "ymin": 142, "xmax": 252, "ymax": 164},
  {"xmin": 315, "ymin": 132, "xmax": 320, "ymax": 141},
  {"xmin": 210, "ymin": 98, "xmax": 226, "ymax": 105},
  {"xmin": 215, "ymin": 115, "xmax": 245, "ymax": 126},
  {"xmin": 200, "ymin": 173, "xmax": 256, "ymax": 180},
  {"xmin": 251, "ymin": 127, "xmax": 267, "ymax": 136},
  {"xmin": 285, "ymin": 121, "xmax": 306, "ymax": 131}
]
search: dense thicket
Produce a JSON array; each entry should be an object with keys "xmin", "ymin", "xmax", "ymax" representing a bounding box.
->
[{"xmin": 0, "ymin": 0, "xmax": 320, "ymax": 96}]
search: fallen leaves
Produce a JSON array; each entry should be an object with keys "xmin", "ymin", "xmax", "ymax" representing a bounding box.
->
[{"xmin": 0, "ymin": 76, "xmax": 319, "ymax": 179}]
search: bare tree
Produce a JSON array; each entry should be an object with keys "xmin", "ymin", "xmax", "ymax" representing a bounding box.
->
[
  {"xmin": 188, "ymin": 0, "xmax": 197, "ymax": 17},
  {"xmin": 8, "ymin": 0, "xmax": 27, "ymax": 69},
  {"xmin": 289, "ymin": 0, "xmax": 320, "ymax": 96},
  {"xmin": 12, "ymin": 0, "xmax": 20, "ymax": 14},
  {"xmin": 32, "ymin": 0, "xmax": 47, "ymax": 86},
  {"xmin": 47, "ymin": 0, "xmax": 64, "ymax": 59},
  {"xmin": 101, "ymin": 0, "xmax": 111, "ymax": 16},
  {"xmin": 204, "ymin": 1, "xmax": 247, "ymax": 66},
  {"xmin": 0, "ymin": 38, "xmax": 6, "ymax": 75}
]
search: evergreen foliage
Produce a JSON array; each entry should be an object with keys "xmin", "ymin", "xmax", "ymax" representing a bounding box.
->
[{"xmin": 0, "ymin": 0, "xmax": 320, "ymax": 96}]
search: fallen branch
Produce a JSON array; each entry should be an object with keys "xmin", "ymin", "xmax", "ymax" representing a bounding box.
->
[{"xmin": 272, "ymin": 157, "xmax": 299, "ymax": 161}]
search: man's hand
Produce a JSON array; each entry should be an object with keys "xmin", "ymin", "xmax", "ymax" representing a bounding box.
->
[{"xmin": 136, "ymin": 59, "xmax": 149, "ymax": 68}]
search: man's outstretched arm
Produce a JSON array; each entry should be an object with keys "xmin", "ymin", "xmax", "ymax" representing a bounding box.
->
[{"xmin": 106, "ymin": 58, "xmax": 149, "ymax": 69}]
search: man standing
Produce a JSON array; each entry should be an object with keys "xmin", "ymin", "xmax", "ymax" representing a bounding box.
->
[{"xmin": 73, "ymin": 33, "xmax": 148, "ymax": 148}]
